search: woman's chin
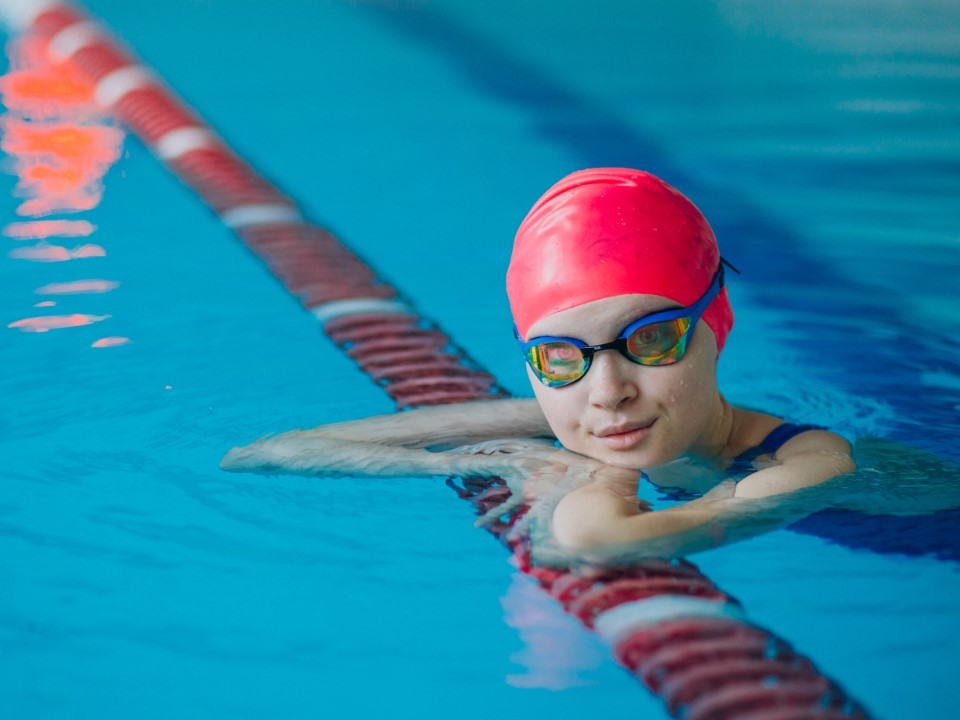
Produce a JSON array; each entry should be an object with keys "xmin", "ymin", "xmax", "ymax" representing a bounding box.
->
[{"xmin": 578, "ymin": 441, "xmax": 670, "ymax": 470}]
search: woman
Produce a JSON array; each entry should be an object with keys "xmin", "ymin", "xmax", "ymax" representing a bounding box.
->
[{"xmin": 221, "ymin": 168, "xmax": 863, "ymax": 563}]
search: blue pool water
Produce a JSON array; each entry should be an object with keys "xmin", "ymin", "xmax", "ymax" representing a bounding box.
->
[{"xmin": 2, "ymin": 1, "xmax": 959, "ymax": 718}]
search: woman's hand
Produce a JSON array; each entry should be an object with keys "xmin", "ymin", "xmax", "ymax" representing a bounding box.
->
[
  {"xmin": 447, "ymin": 439, "xmax": 564, "ymax": 526},
  {"xmin": 447, "ymin": 439, "xmax": 636, "ymax": 529},
  {"xmin": 220, "ymin": 432, "xmax": 311, "ymax": 474}
]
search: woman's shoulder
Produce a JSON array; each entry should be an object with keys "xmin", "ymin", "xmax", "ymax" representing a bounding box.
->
[
  {"xmin": 726, "ymin": 407, "xmax": 787, "ymax": 459},
  {"xmin": 727, "ymin": 406, "xmax": 850, "ymax": 462}
]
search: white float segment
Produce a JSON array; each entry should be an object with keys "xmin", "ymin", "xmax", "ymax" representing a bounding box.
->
[
  {"xmin": 0, "ymin": 0, "xmax": 63, "ymax": 31},
  {"xmin": 594, "ymin": 596, "xmax": 746, "ymax": 645},
  {"xmin": 153, "ymin": 127, "xmax": 218, "ymax": 161},
  {"xmin": 48, "ymin": 20, "xmax": 104, "ymax": 60},
  {"xmin": 94, "ymin": 65, "xmax": 155, "ymax": 107},
  {"xmin": 219, "ymin": 204, "xmax": 303, "ymax": 229},
  {"xmin": 311, "ymin": 299, "xmax": 412, "ymax": 323}
]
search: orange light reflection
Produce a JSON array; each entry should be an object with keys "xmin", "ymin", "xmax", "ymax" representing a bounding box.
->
[
  {"xmin": 0, "ymin": 37, "xmax": 94, "ymax": 116},
  {"xmin": 9, "ymin": 242, "xmax": 106, "ymax": 261},
  {"xmin": 2, "ymin": 122, "xmax": 120, "ymax": 161},
  {"xmin": 8, "ymin": 313, "xmax": 110, "ymax": 332},
  {"xmin": 1, "ymin": 33, "xmax": 127, "ymax": 343},
  {"xmin": 36, "ymin": 279, "xmax": 119, "ymax": 294},
  {"xmin": 2, "ymin": 117, "xmax": 123, "ymax": 216},
  {"xmin": 4, "ymin": 219, "xmax": 95, "ymax": 239},
  {"xmin": 91, "ymin": 336, "xmax": 131, "ymax": 348},
  {"xmin": 1, "ymin": 36, "xmax": 124, "ymax": 216}
]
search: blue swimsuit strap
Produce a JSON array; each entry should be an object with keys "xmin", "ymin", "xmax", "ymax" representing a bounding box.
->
[
  {"xmin": 650, "ymin": 422, "xmax": 828, "ymax": 500},
  {"xmin": 727, "ymin": 422, "xmax": 826, "ymax": 475}
]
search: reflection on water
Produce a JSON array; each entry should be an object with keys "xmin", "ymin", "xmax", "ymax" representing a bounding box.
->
[
  {"xmin": 91, "ymin": 336, "xmax": 131, "ymax": 348},
  {"xmin": 36, "ymin": 279, "xmax": 119, "ymax": 294},
  {"xmin": 7, "ymin": 313, "xmax": 110, "ymax": 332},
  {"xmin": 8, "ymin": 240, "xmax": 105, "ymax": 261},
  {"xmin": 4, "ymin": 218, "xmax": 95, "ymax": 238},
  {"xmin": 501, "ymin": 572, "xmax": 607, "ymax": 690},
  {"xmin": 0, "ymin": 33, "xmax": 125, "ymax": 345}
]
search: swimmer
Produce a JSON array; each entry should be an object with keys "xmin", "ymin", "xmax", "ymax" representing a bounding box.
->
[{"xmin": 221, "ymin": 168, "xmax": 957, "ymax": 564}]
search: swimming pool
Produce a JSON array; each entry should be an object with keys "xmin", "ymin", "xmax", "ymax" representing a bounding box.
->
[{"xmin": 2, "ymin": 1, "xmax": 958, "ymax": 718}]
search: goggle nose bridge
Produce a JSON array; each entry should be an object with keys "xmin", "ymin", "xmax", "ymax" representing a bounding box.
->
[{"xmin": 579, "ymin": 337, "xmax": 632, "ymax": 360}]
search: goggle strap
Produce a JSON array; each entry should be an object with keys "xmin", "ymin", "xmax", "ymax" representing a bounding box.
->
[{"xmin": 720, "ymin": 256, "xmax": 741, "ymax": 276}]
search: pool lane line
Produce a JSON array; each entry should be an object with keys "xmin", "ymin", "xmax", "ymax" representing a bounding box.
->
[{"xmin": 4, "ymin": 3, "xmax": 872, "ymax": 717}]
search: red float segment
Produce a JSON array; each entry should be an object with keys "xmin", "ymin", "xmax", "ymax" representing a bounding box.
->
[
  {"xmin": 301, "ymin": 283, "xmax": 397, "ymax": 307},
  {"xmin": 510, "ymin": 542, "xmax": 538, "ymax": 572},
  {"xmin": 568, "ymin": 577, "xmax": 733, "ymax": 628},
  {"xmin": 549, "ymin": 561, "xmax": 706, "ymax": 606},
  {"xmin": 638, "ymin": 635, "xmax": 796, "ymax": 690},
  {"xmin": 660, "ymin": 656, "xmax": 820, "ymax": 714},
  {"xmin": 342, "ymin": 330, "xmax": 450, "ymax": 356},
  {"xmin": 31, "ymin": 6, "xmax": 84, "ymax": 37},
  {"xmin": 173, "ymin": 148, "xmax": 289, "ymax": 210},
  {"xmin": 70, "ymin": 42, "xmax": 130, "ymax": 81},
  {"xmin": 221, "ymin": 218, "xmax": 394, "ymax": 311},
  {"xmin": 394, "ymin": 389, "xmax": 503, "ymax": 409},
  {"xmin": 385, "ymin": 374, "xmax": 498, "ymax": 394},
  {"xmin": 385, "ymin": 377, "xmax": 501, "ymax": 410},
  {"xmin": 325, "ymin": 316, "xmax": 430, "ymax": 344},
  {"xmin": 243, "ymin": 230, "xmax": 396, "ymax": 306},
  {"xmin": 613, "ymin": 618, "xmax": 864, "ymax": 719},
  {"xmin": 324, "ymin": 310, "xmax": 505, "ymax": 404},
  {"xmin": 368, "ymin": 361, "xmax": 487, "ymax": 384},
  {"xmin": 348, "ymin": 347, "xmax": 448, "ymax": 369},
  {"xmin": 684, "ymin": 677, "xmax": 838, "ymax": 720},
  {"xmin": 614, "ymin": 617, "xmax": 768, "ymax": 671},
  {"xmin": 116, "ymin": 88, "xmax": 203, "ymax": 144},
  {"xmin": 739, "ymin": 708, "xmax": 868, "ymax": 720},
  {"xmin": 513, "ymin": 545, "xmax": 568, "ymax": 587}
]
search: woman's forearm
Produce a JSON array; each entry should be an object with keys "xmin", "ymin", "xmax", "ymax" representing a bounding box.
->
[
  {"xmin": 295, "ymin": 398, "xmax": 552, "ymax": 450},
  {"xmin": 220, "ymin": 432, "xmax": 508, "ymax": 479},
  {"xmin": 220, "ymin": 399, "xmax": 558, "ymax": 482},
  {"xmin": 547, "ymin": 481, "xmax": 818, "ymax": 563}
]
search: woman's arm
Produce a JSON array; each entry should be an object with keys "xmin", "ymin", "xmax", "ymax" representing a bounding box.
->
[
  {"xmin": 220, "ymin": 398, "xmax": 555, "ymax": 479},
  {"xmin": 546, "ymin": 429, "xmax": 855, "ymax": 560},
  {"xmin": 221, "ymin": 432, "xmax": 512, "ymax": 479},
  {"xmin": 280, "ymin": 398, "xmax": 552, "ymax": 450},
  {"xmin": 545, "ymin": 478, "xmax": 827, "ymax": 564},
  {"xmin": 732, "ymin": 429, "xmax": 855, "ymax": 498}
]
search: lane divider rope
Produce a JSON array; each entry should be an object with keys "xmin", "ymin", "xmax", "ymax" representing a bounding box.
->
[
  {"xmin": 10, "ymin": 3, "xmax": 872, "ymax": 717},
  {"xmin": 152, "ymin": 126, "xmax": 218, "ymax": 161}
]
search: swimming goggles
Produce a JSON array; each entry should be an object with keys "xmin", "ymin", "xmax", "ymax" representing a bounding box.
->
[{"xmin": 517, "ymin": 264, "xmax": 727, "ymax": 388}]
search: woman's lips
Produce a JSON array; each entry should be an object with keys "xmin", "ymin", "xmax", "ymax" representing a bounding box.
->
[{"xmin": 593, "ymin": 419, "xmax": 657, "ymax": 451}]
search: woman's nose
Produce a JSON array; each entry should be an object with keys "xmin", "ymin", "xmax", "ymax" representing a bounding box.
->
[{"xmin": 586, "ymin": 350, "xmax": 639, "ymax": 410}]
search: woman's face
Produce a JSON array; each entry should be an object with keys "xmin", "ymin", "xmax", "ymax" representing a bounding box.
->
[{"xmin": 525, "ymin": 293, "xmax": 723, "ymax": 469}]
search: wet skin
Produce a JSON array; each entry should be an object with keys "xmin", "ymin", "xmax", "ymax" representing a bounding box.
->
[{"xmin": 525, "ymin": 292, "xmax": 737, "ymax": 469}]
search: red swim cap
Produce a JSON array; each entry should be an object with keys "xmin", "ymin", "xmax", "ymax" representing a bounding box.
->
[{"xmin": 507, "ymin": 168, "xmax": 734, "ymax": 352}]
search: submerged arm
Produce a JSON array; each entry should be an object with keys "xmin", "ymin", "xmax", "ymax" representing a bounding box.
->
[
  {"xmin": 221, "ymin": 432, "xmax": 512, "ymax": 479},
  {"xmin": 220, "ymin": 398, "xmax": 554, "ymax": 479},
  {"xmin": 273, "ymin": 398, "xmax": 551, "ymax": 450},
  {"xmin": 544, "ymin": 429, "xmax": 855, "ymax": 562}
]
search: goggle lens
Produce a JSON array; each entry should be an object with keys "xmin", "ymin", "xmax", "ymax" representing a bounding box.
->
[
  {"xmin": 525, "ymin": 317, "xmax": 694, "ymax": 387},
  {"xmin": 517, "ymin": 264, "xmax": 729, "ymax": 388},
  {"xmin": 527, "ymin": 342, "xmax": 587, "ymax": 387},
  {"xmin": 625, "ymin": 317, "xmax": 692, "ymax": 365}
]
